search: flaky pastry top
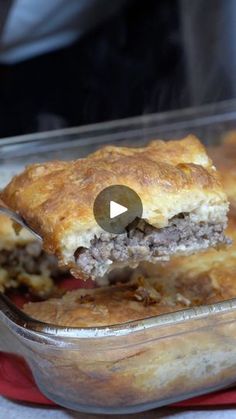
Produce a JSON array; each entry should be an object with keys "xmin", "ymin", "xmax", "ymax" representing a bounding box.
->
[{"xmin": 1, "ymin": 136, "xmax": 228, "ymax": 270}]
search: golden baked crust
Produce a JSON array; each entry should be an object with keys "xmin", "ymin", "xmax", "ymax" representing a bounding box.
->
[
  {"xmin": 24, "ymin": 214, "xmax": 236, "ymax": 326},
  {"xmin": 1, "ymin": 136, "xmax": 229, "ymax": 278}
]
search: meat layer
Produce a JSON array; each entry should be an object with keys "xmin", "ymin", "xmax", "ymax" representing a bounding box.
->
[{"xmin": 75, "ymin": 214, "xmax": 228, "ymax": 278}]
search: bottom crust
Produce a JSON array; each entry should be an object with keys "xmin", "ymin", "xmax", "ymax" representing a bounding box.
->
[{"xmin": 24, "ymin": 215, "xmax": 236, "ymax": 327}]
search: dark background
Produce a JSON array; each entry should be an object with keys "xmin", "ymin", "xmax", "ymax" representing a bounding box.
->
[{"xmin": 0, "ymin": 0, "xmax": 233, "ymax": 138}]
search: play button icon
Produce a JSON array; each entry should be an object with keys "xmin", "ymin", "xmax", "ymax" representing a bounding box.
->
[
  {"xmin": 110, "ymin": 201, "xmax": 127, "ymax": 219},
  {"xmin": 93, "ymin": 185, "xmax": 143, "ymax": 234}
]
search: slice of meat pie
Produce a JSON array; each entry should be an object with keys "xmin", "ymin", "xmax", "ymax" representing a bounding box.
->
[{"xmin": 1, "ymin": 136, "xmax": 229, "ymax": 280}]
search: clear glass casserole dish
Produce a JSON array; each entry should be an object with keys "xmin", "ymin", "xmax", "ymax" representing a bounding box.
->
[{"xmin": 1, "ymin": 99, "xmax": 236, "ymax": 414}]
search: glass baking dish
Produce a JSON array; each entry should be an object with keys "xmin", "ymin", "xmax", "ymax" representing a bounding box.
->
[{"xmin": 1, "ymin": 99, "xmax": 236, "ymax": 414}]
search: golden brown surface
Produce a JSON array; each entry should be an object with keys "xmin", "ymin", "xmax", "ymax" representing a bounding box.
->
[
  {"xmin": 24, "ymin": 214, "xmax": 236, "ymax": 326},
  {"xmin": 1, "ymin": 136, "xmax": 228, "ymax": 275}
]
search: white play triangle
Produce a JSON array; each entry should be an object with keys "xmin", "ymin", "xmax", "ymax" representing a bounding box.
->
[{"xmin": 110, "ymin": 201, "xmax": 128, "ymax": 219}]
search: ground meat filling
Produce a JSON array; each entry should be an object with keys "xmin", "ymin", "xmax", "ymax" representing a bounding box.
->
[
  {"xmin": 0, "ymin": 242, "xmax": 59, "ymax": 277},
  {"xmin": 75, "ymin": 214, "xmax": 228, "ymax": 278},
  {"xmin": 0, "ymin": 242, "xmax": 61, "ymax": 297}
]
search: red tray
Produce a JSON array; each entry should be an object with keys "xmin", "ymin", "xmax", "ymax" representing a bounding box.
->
[{"xmin": 1, "ymin": 277, "xmax": 236, "ymax": 408}]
